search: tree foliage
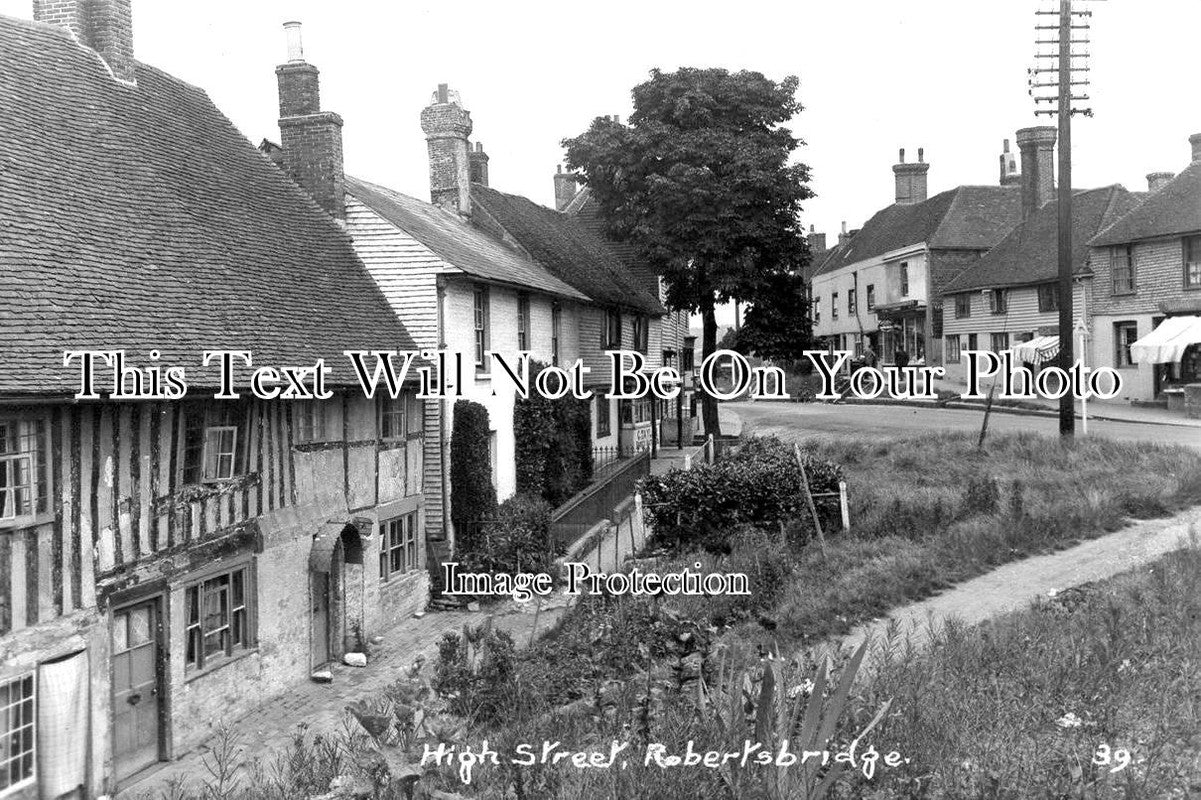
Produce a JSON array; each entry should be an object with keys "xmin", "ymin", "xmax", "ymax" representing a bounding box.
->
[
  {"xmin": 726, "ymin": 271, "xmax": 814, "ymax": 364},
  {"xmin": 513, "ymin": 362, "xmax": 594, "ymax": 506},
  {"xmin": 563, "ymin": 67, "xmax": 813, "ymax": 434}
]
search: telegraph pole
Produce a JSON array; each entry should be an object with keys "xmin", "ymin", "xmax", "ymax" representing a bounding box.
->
[{"xmin": 1030, "ymin": 0, "xmax": 1095, "ymax": 437}]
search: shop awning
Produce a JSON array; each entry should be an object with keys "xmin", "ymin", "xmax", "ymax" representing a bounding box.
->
[
  {"xmin": 1011, "ymin": 335, "xmax": 1060, "ymax": 365},
  {"xmin": 1131, "ymin": 315, "xmax": 1201, "ymax": 364}
]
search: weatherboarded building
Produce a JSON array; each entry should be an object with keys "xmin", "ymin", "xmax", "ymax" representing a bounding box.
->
[{"xmin": 0, "ymin": 5, "xmax": 427, "ymax": 795}]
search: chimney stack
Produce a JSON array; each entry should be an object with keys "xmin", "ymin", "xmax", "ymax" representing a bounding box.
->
[
  {"xmin": 1015, "ymin": 126, "xmax": 1056, "ymax": 219},
  {"xmin": 421, "ymin": 84, "xmax": 473, "ymax": 216},
  {"xmin": 1190, "ymin": 133, "xmax": 1201, "ymax": 163},
  {"xmin": 274, "ymin": 22, "xmax": 345, "ymax": 220},
  {"xmin": 554, "ymin": 165, "xmax": 578, "ymax": 211},
  {"xmin": 33, "ymin": 0, "xmax": 136, "ymax": 82},
  {"xmin": 999, "ymin": 139, "xmax": 1020, "ymax": 186},
  {"xmin": 837, "ymin": 221, "xmax": 851, "ymax": 248},
  {"xmin": 807, "ymin": 225, "xmax": 827, "ymax": 256},
  {"xmin": 469, "ymin": 143, "xmax": 490, "ymax": 187},
  {"xmin": 1147, "ymin": 172, "xmax": 1175, "ymax": 193},
  {"xmin": 892, "ymin": 147, "xmax": 929, "ymax": 205}
]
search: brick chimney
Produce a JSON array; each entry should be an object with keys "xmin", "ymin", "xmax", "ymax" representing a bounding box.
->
[
  {"xmin": 893, "ymin": 147, "xmax": 929, "ymax": 205},
  {"xmin": 1147, "ymin": 172, "xmax": 1175, "ymax": 193},
  {"xmin": 999, "ymin": 139, "xmax": 1020, "ymax": 186},
  {"xmin": 807, "ymin": 225, "xmax": 827, "ymax": 256},
  {"xmin": 469, "ymin": 142, "xmax": 489, "ymax": 187},
  {"xmin": 837, "ymin": 221, "xmax": 851, "ymax": 248},
  {"xmin": 1016, "ymin": 126, "xmax": 1056, "ymax": 219},
  {"xmin": 1190, "ymin": 133, "xmax": 1201, "ymax": 162},
  {"xmin": 275, "ymin": 22, "xmax": 345, "ymax": 220},
  {"xmin": 421, "ymin": 84, "xmax": 473, "ymax": 216},
  {"xmin": 33, "ymin": 0, "xmax": 135, "ymax": 83},
  {"xmin": 554, "ymin": 165, "xmax": 578, "ymax": 211}
]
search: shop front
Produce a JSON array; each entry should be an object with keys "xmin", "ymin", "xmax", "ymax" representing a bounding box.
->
[{"xmin": 876, "ymin": 302, "xmax": 927, "ymax": 364}]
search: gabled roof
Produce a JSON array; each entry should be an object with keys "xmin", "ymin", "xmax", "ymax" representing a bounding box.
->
[
  {"xmin": 469, "ymin": 184, "xmax": 666, "ymax": 315},
  {"xmin": 943, "ymin": 185, "xmax": 1147, "ymax": 293},
  {"xmin": 816, "ymin": 186, "xmax": 1022, "ymax": 276},
  {"xmin": 1090, "ymin": 160, "xmax": 1201, "ymax": 246},
  {"xmin": 344, "ymin": 176, "xmax": 587, "ymax": 300},
  {"xmin": 0, "ymin": 14, "xmax": 415, "ymax": 396}
]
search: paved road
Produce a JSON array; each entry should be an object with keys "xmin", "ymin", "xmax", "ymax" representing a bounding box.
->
[{"xmin": 728, "ymin": 401, "xmax": 1201, "ymax": 449}]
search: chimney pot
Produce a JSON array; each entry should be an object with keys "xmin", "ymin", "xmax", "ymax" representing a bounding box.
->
[
  {"xmin": 898, "ymin": 148, "xmax": 905, "ymax": 163},
  {"xmin": 1015, "ymin": 126, "xmax": 1056, "ymax": 219},
  {"xmin": 1190, "ymin": 133, "xmax": 1201, "ymax": 162},
  {"xmin": 918, "ymin": 147, "xmax": 924, "ymax": 163},
  {"xmin": 437, "ymin": 83, "xmax": 449, "ymax": 104},
  {"xmin": 283, "ymin": 20, "xmax": 304, "ymax": 62},
  {"xmin": 554, "ymin": 167, "xmax": 578, "ymax": 211}
]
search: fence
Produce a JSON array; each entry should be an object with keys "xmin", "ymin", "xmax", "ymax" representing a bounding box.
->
[{"xmin": 550, "ymin": 450, "xmax": 651, "ymax": 550}]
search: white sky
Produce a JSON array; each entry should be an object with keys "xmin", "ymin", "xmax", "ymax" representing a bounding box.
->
[{"xmin": 3, "ymin": 1, "xmax": 1197, "ymax": 325}]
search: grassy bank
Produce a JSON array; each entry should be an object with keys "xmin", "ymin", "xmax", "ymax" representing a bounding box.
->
[{"xmin": 840, "ymin": 543, "xmax": 1201, "ymax": 799}]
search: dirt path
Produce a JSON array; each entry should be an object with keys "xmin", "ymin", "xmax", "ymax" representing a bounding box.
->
[{"xmin": 831, "ymin": 504, "xmax": 1201, "ymax": 662}]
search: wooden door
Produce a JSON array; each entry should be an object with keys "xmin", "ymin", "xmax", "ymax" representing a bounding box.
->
[
  {"xmin": 112, "ymin": 599, "xmax": 162, "ymax": 781},
  {"xmin": 311, "ymin": 572, "xmax": 330, "ymax": 668}
]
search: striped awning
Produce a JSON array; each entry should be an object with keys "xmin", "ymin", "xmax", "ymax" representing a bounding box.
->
[
  {"xmin": 1131, "ymin": 316, "xmax": 1201, "ymax": 364},
  {"xmin": 1012, "ymin": 335, "xmax": 1060, "ymax": 365}
]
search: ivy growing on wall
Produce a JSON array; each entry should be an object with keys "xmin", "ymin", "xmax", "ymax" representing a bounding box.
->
[
  {"xmin": 513, "ymin": 361, "xmax": 594, "ymax": 507},
  {"xmin": 450, "ymin": 399, "xmax": 497, "ymax": 552}
]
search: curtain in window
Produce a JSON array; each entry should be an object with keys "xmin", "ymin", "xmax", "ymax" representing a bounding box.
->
[{"xmin": 38, "ymin": 650, "xmax": 89, "ymax": 797}]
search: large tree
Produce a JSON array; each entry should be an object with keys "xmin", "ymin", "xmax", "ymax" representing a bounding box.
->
[
  {"xmin": 726, "ymin": 271, "xmax": 814, "ymax": 367},
  {"xmin": 563, "ymin": 67, "xmax": 812, "ymax": 436}
]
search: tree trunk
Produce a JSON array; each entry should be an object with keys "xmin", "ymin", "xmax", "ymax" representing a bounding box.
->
[{"xmin": 701, "ymin": 301, "xmax": 723, "ymax": 438}]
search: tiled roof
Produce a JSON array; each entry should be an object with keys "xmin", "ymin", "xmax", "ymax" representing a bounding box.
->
[
  {"xmin": 469, "ymin": 184, "xmax": 665, "ymax": 315},
  {"xmin": 0, "ymin": 15, "xmax": 415, "ymax": 397},
  {"xmin": 1091, "ymin": 160, "xmax": 1201, "ymax": 246},
  {"xmin": 564, "ymin": 187, "xmax": 661, "ymax": 298},
  {"xmin": 942, "ymin": 186, "xmax": 1146, "ymax": 293},
  {"xmin": 816, "ymin": 186, "xmax": 1022, "ymax": 276},
  {"xmin": 344, "ymin": 176, "xmax": 587, "ymax": 300}
]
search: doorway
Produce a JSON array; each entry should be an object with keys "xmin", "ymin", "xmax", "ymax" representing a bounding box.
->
[
  {"xmin": 111, "ymin": 598, "xmax": 163, "ymax": 781},
  {"xmin": 309, "ymin": 523, "xmax": 365, "ymax": 669}
]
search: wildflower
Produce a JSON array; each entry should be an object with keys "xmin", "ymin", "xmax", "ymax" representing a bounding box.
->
[
  {"xmin": 1047, "ymin": 588, "xmax": 1059, "ymax": 598},
  {"xmin": 1055, "ymin": 712, "xmax": 1083, "ymax": 729},
  {"xmin": 787, "ymin": 679, "xmax": 816, "ymax": 699}
]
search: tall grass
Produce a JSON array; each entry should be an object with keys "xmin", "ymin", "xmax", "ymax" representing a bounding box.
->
[{"xmin": 839, "ymin": 543, "xmax": 1201, "ymax": 798}]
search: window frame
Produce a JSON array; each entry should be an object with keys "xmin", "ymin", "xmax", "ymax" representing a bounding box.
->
[
  {"xmin": 1037, "ymin": 284, "xmax": 1059, "ymax": 313},
  {"xmin": 378, "ymin": 511, "xmax": 419, "ymax": 582},
  {"xmin": 596, "ymin": 395, "xmax": 611, "ymax": 438},
  {"xmin": 0, "ymin": 417, "xmax": 51, "ymax": 526},
  {"xmin": 899, "ymin": 262, "xmax": 910, "ymax": 296},
  {"xmin": 865, "ymin": 284, "xmax": 876, "ymax": 311},
  {"xmin": 989, "ymin": 288, "xmax": 1008, "ymax": 315},
  {"xmin": 847, "ymin": 288, "xmax": 856, "ymax": 315},
  {"xmin": 990, "ymin": 332, "xmax": 1010, "ymax": 353},
  {"xmin": 180, "ymin": 403, "xmax": 247, "ymax": 486},
  {"xmin": 184, "ymin": 563, "xmax": 254, "ymax": 674},
  {"xmin": 1111, "ymin": 245, "xmax": 1136, "ymax": 295},
  {"xmin": 516, "ymin": 293, "xmax": 530, "ymax": 351},
  {"xmin": 0, "ymin": 673, "xmax": 35, "ymax": 795},
  {"xmin": 551, "ymin": 304, "xmax": 562, "ymax": 366},
  {"xmin": 945, "ymin": 335, "xmax": 962, "ymax": 363},
  {"xmin": 603, "ymin": 308, "xmax": 622, "ymax": 349},
  {"xmin": 1114, "ymin": 321, "xmax": 1139, "ymax": 368},
  {"xmin": 954, "ymin": 294, "xmax": 971, "ymax": 319},
  {"xmin": 473, "ymin": 285, "xmax": 490, "ymax": 371},
  {"xmin": 294, "ymin": 400, "xmax": 327, "ymax": 444},
  {"xmin": 831, "ymin": 292, "xmax": 839, "ymax": 320},
  {"xmin": 632, "ymin": 315, "xmax": 648, "ymax": 354},
  {"xmin": 380, "ymin": 395, "xmax": 406, "ymax": 442},
  {"xmin": 1184, "ymin": 236, "xmax": 1201, "ymax": 289},
  {"xmin": 202, "ymin": 426, "xmax": 238, "ymax": 482}
]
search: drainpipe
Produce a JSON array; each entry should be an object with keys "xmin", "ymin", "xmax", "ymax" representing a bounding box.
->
[{"xmin": 437, "ymin": 278, "xmax": 452, "ymax": 554}]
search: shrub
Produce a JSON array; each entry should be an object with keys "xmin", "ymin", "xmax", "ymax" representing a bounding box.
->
[
  {"xmin": 459, "ymin": 492, "xmax": 556, "ymax": 577},
  {"xmin": 514, "ymin": 362, "xmax": 594, "ymax": 506},
  {"xmin": 963, "ymin": 474, "xmax": 999, "ymax": 516},
  {"xmin": 433, "ymin": 624, "xmax": 518, "ymax": 725},
  {"xmin": 450, "ymin": 400, "xmax": 496, "ymax": 551},
  {"xmin": 638, "ymin": 435, "xmax": 844, "ymax": 551}
]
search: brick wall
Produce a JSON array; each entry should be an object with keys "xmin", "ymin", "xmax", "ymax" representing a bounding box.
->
[
  {"xmin": 278, "ymin": 113, "xmax": 345, "ymax": 220},
  {"xmin": 420, "ymin": 97, "xmax": 473, "ymax": 214},
  {"xmin": 34, "ymin": 0, "xmax": 135, "ymax": 82}
]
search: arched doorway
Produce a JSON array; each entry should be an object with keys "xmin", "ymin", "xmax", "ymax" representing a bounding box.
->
[{"xmin": 309, "ymin": 522, "xmax": 365, "ymax": 668}]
